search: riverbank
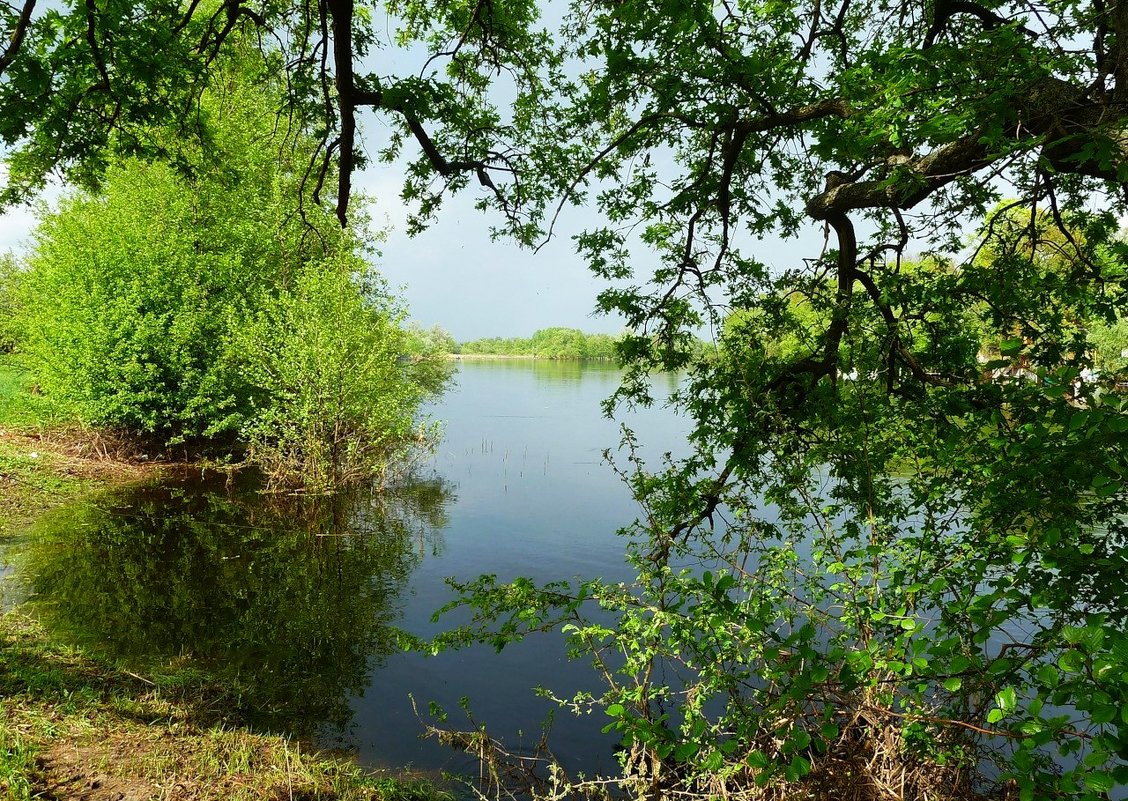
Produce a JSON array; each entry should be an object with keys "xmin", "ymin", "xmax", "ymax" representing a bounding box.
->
[
  {"xmin": 0, "ymin": 610, "xmax": 445, "ymax": 801},
  {"xmin": 0, "ymin": 366, "xmax": 451, "ymax": 801},
  {"xmin": 0, "ymin": 429, "xmax": 160, "ymax": 529}
]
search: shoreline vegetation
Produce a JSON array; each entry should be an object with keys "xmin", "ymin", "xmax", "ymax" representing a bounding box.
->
[
  {"xmin": 449, "ymin": 352, "xmax": 616, "ymax": 360},
  {"xmin": 451, "ymin": 326, "xmax": 712, "ymax": 361},
  {"xmin": 456, "ymin": 327, "xmax": 622, "ymax": 360},
  {"xmin": 0, "ymin": 361, "xmax": 451, "ymax": 801}
]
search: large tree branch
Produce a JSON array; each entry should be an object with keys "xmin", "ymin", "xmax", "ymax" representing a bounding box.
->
[
  {"xmin": 806, "ymin": 133, "xmax": 997, "ymax": 219},
  {"xmin": 1112, "ymin": 0, "xmax": 1128, "ymax": 105},
  {"xmin": 0, "ymin": 0, "xmax": 35, "ymax": 76},
  {"xmin": 822, "ymin": 181, "xmax": 857, "ymax": 381},
  {"xmin": 84, "ymin": 0, "xmax": 111, "ymax": 92},
  {"xmin": 806, "ymin": 78, "xmax": 1128, "ymax": 222},
  {"xmin": 353, "ymin": 84, "xmax": 512, "ymax": 208},
  {"xmin": 326, "ymin": 0, "xmax": 356, "ymax": 227}
]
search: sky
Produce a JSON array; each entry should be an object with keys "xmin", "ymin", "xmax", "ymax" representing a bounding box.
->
[
  {"xmin": 0, "ymin": 168, "xmax": 640, "ymax": 343},
  {"xmin": 0, "ymin": 3, "xmax": 810, "ymax": 345},
  {"xmin": 351, "ymin": 164, "xmax": 630, "ymax": 341}
]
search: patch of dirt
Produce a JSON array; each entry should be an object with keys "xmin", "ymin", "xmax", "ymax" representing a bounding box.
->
[{"xmin": 37, "ymin": 741, "xmax": 159, "ymax": 801}]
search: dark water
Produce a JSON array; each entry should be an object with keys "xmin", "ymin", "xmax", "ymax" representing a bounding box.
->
[{"xmin": 0, "ymin": 360, "xmax": 690, "ymax": 778}]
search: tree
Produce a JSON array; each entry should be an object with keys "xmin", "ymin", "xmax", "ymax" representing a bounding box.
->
[
  {"xmin": 15, "ymin": 47, "xmax": 446, "ymax": 489},
  {"xmin": 4, "ymin": 0, "xmax": 1128, "ymax": 795},
  {"xmin": 0, "ymin": 0, "xmax": 555, "ymax": 229},
  {"xmin": 423, "ymin": 2, "xmax": 1128, "ymax": 799}
]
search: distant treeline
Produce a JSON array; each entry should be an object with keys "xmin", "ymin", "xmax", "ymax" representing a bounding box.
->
[{"xmin": 459, "ymin": 327, "xmax": 621, "ymax": 360}]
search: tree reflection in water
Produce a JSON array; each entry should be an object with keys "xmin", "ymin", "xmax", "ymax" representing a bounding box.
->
[{"xmin": 14, "ymin": 469, "xmax": 452, "ymax": 735}]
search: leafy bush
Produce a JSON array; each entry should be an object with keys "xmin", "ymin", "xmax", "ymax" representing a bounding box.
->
[
  {"xmin": 0, "ymin": 254, "xmax": 21, "ymax": 354},
  {"xmin": 239, "ymin": 260, "xmax": 440, "ymax": 492},
  {"xmin": 16, "ymin": 159, "xmax": 255, "ymax": 441},
  {"xmin": 12, "ymin": 51, "xmax": 446, "ymax": 488}
]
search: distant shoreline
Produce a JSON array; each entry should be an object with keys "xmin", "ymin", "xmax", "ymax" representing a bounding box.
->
[{"xmin": 448, "ymin": 353, "xmax": 617, "ymax": 361}]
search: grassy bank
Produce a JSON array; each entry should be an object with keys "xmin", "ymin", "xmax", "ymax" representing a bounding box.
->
[
  {"xmin": 0, "ymin": 358, "xmax": 156, "ymax": 528},
  {"xmin": 0, "ymin": 358, "xmax": 451, "ymax": 801},
  {"xmin": 0, "ymin": 612, "xmax": 445, "ymax": 801}
]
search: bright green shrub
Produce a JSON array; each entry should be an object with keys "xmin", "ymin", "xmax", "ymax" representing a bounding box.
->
[
  {"xmin": 239, "ymin": 259, "xmax": 438, "ymax": 492},
  {"xmin": 0, "ymin": 254, "xmax": 21, "ymax": 354},
  {"xmin": 17, "ymin": 160, "xmax": 254, "ymax": 441},
  {"xmin": 13, "ymin": 50, "xmax": 446, "ymax": 488}
]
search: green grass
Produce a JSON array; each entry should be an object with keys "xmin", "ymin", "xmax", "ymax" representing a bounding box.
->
[
  {"xmin": 0, "ymin": 611, "xmax": 454, "ymax": 801},
  {"xmin": 0, "ymin": 355, "xmax": 70, "ymax": 432},
  {"xmin": 0, "ymin": 438, "xmax": 103, "ymax": 528},
  {"xmin": 0, "ymin": 354, "xmax": 149, "ymax": 527}
]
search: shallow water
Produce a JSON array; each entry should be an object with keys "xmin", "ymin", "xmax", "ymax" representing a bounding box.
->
[{"xmin": 1, "ymin": 360, "xmax": 691, "ymax": 778}]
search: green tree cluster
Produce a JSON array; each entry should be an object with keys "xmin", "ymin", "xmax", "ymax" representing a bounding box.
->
[
  {"xmin": 11, "ymin": 52, "xmax": 446, "ymax": 491},
  {"xmin": 2, "ymin": 0, "xmax": 1128, "ymax": 797},
  {"xmin": 460, "ymin": 327, "xmax": 621, "ymax": 359},
  {"xmin": 421, "ymin": 3, "xmax": 1128, "ymax": 800}
]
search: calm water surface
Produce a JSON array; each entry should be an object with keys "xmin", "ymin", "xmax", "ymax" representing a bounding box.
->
[
  {"xmin": 349, "ymin": 360, "xmax": 689, "ymax": 774},
  {"xmin": 0, "ymin": 360, "xmax": 691, "ymax": 778}
]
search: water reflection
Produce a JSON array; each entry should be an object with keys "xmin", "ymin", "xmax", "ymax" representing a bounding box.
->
[
  {"xmin": 1, "ymin": 362, "xmax": 692, "ymax": 776},
  {"xmin": 10, "ymin": 469, "xmax": 453, "ymax": 735}
]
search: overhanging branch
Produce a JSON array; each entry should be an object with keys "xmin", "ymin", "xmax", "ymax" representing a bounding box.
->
[{"xmin": 0, "ymin": 0, "xmax": 36, "ymax": 76}]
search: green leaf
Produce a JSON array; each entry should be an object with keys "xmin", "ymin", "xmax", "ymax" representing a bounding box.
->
[
  {"xmin": 995, "ymin": 687, "xmax": 1017, "ymax": 713},
  {"xmin": 1085, "ymin": 771, "xmax": 1114, "ymax": 793},
  {"xmin": 746, "ymin": 750, "xmax": 770, "ymax": 769},
  {"xmin": 999, "ymin": 337, "xmax": 1024, "ymax": 356}
]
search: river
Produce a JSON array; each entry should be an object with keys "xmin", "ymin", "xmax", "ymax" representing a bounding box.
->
[{"xmin": 0, "ymin": 359, "xmax": 691, "ymax": 780}]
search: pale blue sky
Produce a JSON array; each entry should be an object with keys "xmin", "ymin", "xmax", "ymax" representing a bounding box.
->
[
  {"xmin": 0, "ymin": 171, "xmax": 634, "ymax": 342},
  {"xmin": 0, "ymin": 167, "xmax": 813, "ymax": 342},
  {"xmin": 0, "ymin": 4, "xmax": 808, "ymax": 344},
  {"xmin": 355, "ymin": 165, "xmax": 629, "ymax": 341}
]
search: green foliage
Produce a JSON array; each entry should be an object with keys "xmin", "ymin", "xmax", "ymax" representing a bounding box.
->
[
  {"xmin": 16, "ymin": 159, "xmax": 256, "ymax": 440},
  {"xmin": 0, "ymin": 254, "xmax": 21, "ymax": 354},
  {"xmin": 12, "ymin": 50, "xmax": 445, "ymax": 489},
  {"xmin": 239, "ymin": 261, "xmax": 440, "ymax": 491},
  {"xmin": 419, "ymin": 0, "xmax": 1128, "ymax": 796},
  {"xmin": 1088, "ymin": 317, "xmax": 1128, "ymax": 375},
  {"xmin": 403, "ymin": 323, "xmax": 460, "ymax": 392},
  {"xmin": 407, "ymin": 323, "xmax": 460, "ymax": 357},
  {"xmin": 460, "ymin": 328, "xmax": 622, "ymax": 359}
]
